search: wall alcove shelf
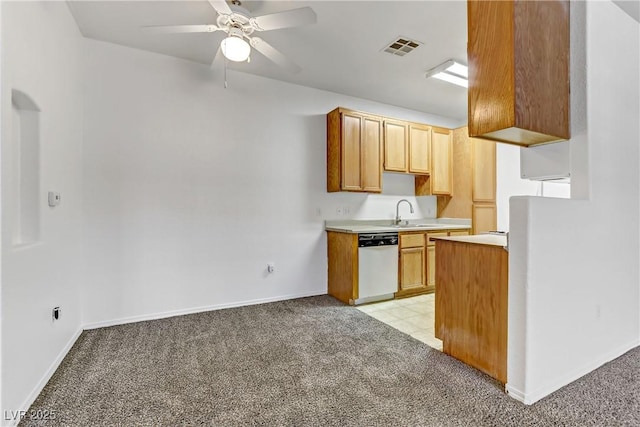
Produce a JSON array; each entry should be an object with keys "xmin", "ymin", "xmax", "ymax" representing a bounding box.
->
[{"xmin": 10, "ymin": 89, "xmax": 41, "ymax": 246}]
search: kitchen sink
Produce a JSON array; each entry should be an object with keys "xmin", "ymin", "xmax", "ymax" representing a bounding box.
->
[{"xmin": 390, "ymin": 223, "xmax": 448, "ymax": 228}]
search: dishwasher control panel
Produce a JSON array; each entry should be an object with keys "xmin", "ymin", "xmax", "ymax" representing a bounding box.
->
[{"xmin": 358, "ymin": 233, "xmax": 398, "ymax": 247}]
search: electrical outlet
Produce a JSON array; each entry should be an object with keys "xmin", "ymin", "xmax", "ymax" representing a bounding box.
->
[{"xmin": 48, "ymin": 191, "xmax": 61, "ymax": 207}]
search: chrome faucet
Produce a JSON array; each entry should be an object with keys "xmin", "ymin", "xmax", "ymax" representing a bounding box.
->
[{"xmin": 395, "ymin": 199, "xmax": 414, "ymax": 225}]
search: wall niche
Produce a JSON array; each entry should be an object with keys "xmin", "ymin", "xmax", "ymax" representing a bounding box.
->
[{"xmin": 11, "ymin": 89, "xmax": 41, "ymax": 247}]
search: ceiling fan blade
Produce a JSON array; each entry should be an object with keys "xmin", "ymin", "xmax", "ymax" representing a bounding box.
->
[
  {"xmin": 250, "ymin": 37, "xmax": 301, "ymax": 74},
  {"xmin": 142, "ymin": 24, "xmax": 219, "ymax": 34},
  {"xmin": 208, "ymin": 0, "xmax": 233, "ymax": 16},
  {"xmin": 251, "ymin": 7, "xmax": 317, "ymax": 31}
]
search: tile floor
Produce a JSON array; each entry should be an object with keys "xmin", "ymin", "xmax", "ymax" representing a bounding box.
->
[{"xmin": 356, "ymin": 293, "xmax": 443, "ymax": 351}]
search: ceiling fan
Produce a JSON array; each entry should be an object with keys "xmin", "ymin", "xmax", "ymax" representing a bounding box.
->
[{"xmin": 144, "ymin": 0, "xmax": 317, "ymax": 74}]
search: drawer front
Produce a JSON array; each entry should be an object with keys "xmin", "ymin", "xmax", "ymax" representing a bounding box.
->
[
  {"xmin": 449, "ymin": 230, "xmax": 471, "ymax": 236},
  {"xmin": 400, "ymin": 233, "xmax": 425, "ymax": 248},
  {"xmin": 426, "ymin": 232, "xmax": 448, "ymax": 246}
]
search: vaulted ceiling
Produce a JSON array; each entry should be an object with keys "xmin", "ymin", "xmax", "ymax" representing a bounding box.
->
[{"xmin": 68, "ymin": 1, "xmax": 469, "ymax": 121}]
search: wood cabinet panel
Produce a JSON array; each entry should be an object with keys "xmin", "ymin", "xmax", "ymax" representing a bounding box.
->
[
  {"xmin": 342, "ymin": 113, "xmax": 362, "ymax": 191},
  {"xmin": 467, "ymin": 0, "xmax": 570, "ymax": 146},
  {"xmin": 408, "ymin": 124, "xmax": 431, "ymax": 174},
  {"xmin": 425, "ymin": 231, "xmax": 448, "ymax": 293},
  {"xmin": 431, "ymin": 127, "xmax": 453, "ymax": 195},
  {"xmin": 472, "ymin": 138, "xmax": 496, "ymax": 202},
  {"xmin": 435, "ymin": 240, "xmax": 508, "ymax": 383},
  {"xmin": 400, "ymin": 247, "xmax": 426, "ymax": 291},
  {"xmin": 327, "ymin": 231, "xmax": 358, "ymax": 304},
  {"xmin": 426, "ymin": 231, "xmax": 448, "ymax": 247},
  {"xmin": 327, "ymin": 108, "xmax": 382, "ymax": 193},
  {"xmin": 384, "ymin": 120, "xmax": 408, "ymax": 172},
  {"xmin": 361, "ymin": 117, "xmax": 383, "ymax": 192},
  {"xmin": 426, "ymin": 245, "xmax": 436, "ymax": 290},
  {"xmin": 468, "ymin": 0, "xmax": 515, "ymax": 138},
  {"xmin": 437, "ymin": 126, "xmax": 473, "ymax": 217},
  {"xmin": 400, "ymin": 233, "xmax": 425, "ymax": 248},
  {"xmin": 472, "ymin": 203, "xmax": 497, "ymax": 235},
  {"xmin": 326, "ymin": 109, "xmax": 341, "ymax": 192}
]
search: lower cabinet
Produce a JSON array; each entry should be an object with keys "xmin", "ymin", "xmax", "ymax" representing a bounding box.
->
[
  {"xmin": 397, "ymin": 229, "xmax": 470, "ymax": 297},
  {"xmin": 327, "ymin": 231, "xmax": 358, "ymax": 304},
  {"xmin": 398, "ymin": 233, "xmax": 426, "ymax": 295},
  {"xmin": 327, "ymin": 228, "xmax": 472, "ymax": 304}
]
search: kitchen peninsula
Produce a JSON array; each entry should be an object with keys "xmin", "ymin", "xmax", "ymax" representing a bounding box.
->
[{"xmin": 433, "ymin": 234, "xmax": 509, "ymax": 383}]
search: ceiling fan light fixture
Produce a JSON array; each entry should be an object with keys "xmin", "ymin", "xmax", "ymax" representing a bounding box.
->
[{"xmin": 221, "ymin": 28, "xmax": 251, "ymax": 62}]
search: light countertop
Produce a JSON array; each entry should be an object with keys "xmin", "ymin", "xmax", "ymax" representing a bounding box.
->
[
  {"xmin": 431, "ymin": 234, "xmax": 508, "ymax": 248},
  {"xmin": 325, "ymin": 219, "xmax": 472, "ymax": 234}
]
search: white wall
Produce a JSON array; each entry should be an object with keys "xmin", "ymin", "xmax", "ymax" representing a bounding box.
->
[
  {"xmin": 81, "ymin": 39, "xmax": 455, "ymax": 328},
  {"xmin": 0, "ymin": 1, "xmax": 4, "ymax": 418},
  {"xmin": 496, "ymin": 143, "xmax": 572, "ymax": 232},
  {"xmin": 1, "ymin": 1, "xmax": 84, "ymax": 420},
  {"xmin": 496, "ymin": 144, "xmax": 540, "ymax": 231},
  {"xmin": 507, "ymin": 1, "xmax": 640, "ymax": 404}
]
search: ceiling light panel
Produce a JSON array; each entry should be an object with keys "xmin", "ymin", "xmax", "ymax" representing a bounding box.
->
[
  {"xmin": 433, "ymin": 72, "xmax": 468, "ymax": 88},
  {"xmin": 425, "ymin": 59, "xmax": 468, "ymax": 88}
]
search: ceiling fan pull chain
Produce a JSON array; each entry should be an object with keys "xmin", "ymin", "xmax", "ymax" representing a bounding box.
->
[{"xmin": 224, "ymin": 58, "xmax": 228, "ymax": 89}]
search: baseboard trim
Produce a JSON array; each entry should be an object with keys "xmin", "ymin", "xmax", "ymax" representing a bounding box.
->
[
  {"xmin": 507, "ymin": 338, "xmax": 640, "ymax": 405},
  {"xmin": 82, "ymin": 290, "xmax": 326, "ymax": 330},
  {"xmin": 7, "ymin": 328, "xmax": 83, "ymax": 427},
  {"xmin": 504, "ymin": 383, "xmax": 526, "ymax": 403}
]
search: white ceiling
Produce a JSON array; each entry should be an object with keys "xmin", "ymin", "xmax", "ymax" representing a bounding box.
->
[
  {"xmin": 613, "ymin": 0, "xmax": 640, "ymax": 22},
  {"xmin": 67, "ymin": 1, "xmax": 468, "ymax": 121}
]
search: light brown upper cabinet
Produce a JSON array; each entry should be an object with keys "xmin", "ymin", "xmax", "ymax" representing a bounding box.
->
[
  {"xmin": 472, "ymin": 138, "xmax": 496, "ymax": 203},
  {"xmin": 383, "ymin": 120, "xmax": 408, "ymax": 172},
  {"xmin": 385, "ymin": 121, "xmax": 433, "ymax": 175},
  {"xmin": 430, "ymin": 127, "xmax": 453, "ymax": 195},
  {"xmin": 467, "ymin": 0, "xmax": 570, "ymax": 146},
  {"xmin": 327, "ymin": 108, "xmax": 383, "ymax": 193},
  {"xmin": 408, "ymin": 124, "xmax": 431, "ymax": 174}
]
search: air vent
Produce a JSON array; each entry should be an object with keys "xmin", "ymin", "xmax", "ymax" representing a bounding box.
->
[{"xmin": 382, "ymin": 37, "xmax": 422, "ymax": 56}]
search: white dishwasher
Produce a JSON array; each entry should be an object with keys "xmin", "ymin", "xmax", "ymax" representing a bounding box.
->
[{"xmin": 356, "ymin": 232, "xmax": 399, "ymax": 305}]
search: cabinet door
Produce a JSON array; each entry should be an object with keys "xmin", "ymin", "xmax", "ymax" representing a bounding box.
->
[
  {"xmin": 431, "ymin": 127, "xmax": 453, "ymax": 195},
  {"xmin": 400, "ymin": 247, "xmax": 426, "ymax": 291},
  {"xmin": 473, "ymin": 138, "xmax": 496, "ymax": 202},
  {"xmin": 384, "ymin": 120, "xmax": 408, "ymax": 172},
  {"xmin": 409, "ymin": 124, "xmax": 431, "ymax": 174},
  {"xmin": 341, "ymin": 113, "xmax": 362, "ymax": 191},
  {"xmin": 426, "ymin": 245, "xmax": 436, "ymax": 290},
  {"xmin": 472, "ymin": 203, "xmax": 497, "ymax": 235},
  {"xmin": 361, "ymin": 117, "xmax": 382, "ymax": 192}
]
